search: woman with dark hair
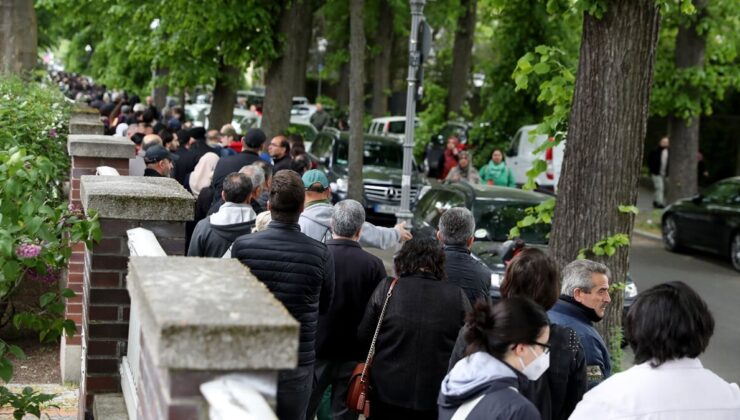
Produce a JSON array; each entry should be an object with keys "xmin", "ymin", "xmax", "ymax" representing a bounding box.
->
[
  {"xmin": 358, "ymin": 238, "xmax": 470, "ymax": 419},
  {"xmin": 571, "ymin": 281, "xmax": 740, "ymax": 419},
  {"xmin": 439, "ymin": 297, "xmax": 549, "ymax": 419},
  {"xmin": 448, "ymin": 248, "xmax": 587, "ymax": 420}
]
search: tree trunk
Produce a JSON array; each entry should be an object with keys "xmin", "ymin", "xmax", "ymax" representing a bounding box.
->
[
  {"xmin": 336, "ymin": 61, "xmax": 350, "ymax": 109},
  {"xmin": 371, "ymin": 0, "xmax": 393, "ymax": 117},
  {"xmin": 262, "ymin": 0, "xmax": 313, "ymax": 140},
  {"xmin": 293, "ymin": 9, "xmax": 314, "ymax": 96},
  {"xmin": 666, "ymin": 0, "xmax": 707, "ymax": 203},
  {"xmin": 549, "ymin": 0, "xmax": 660, "ymax": 353},
  {"xmin": 348, "ymin": 0, "xmax": 365, "ymax": 201},
  {"xmin": 447, "ymin": 0, "xmax": 477, "ymax": 117},
  {"xmin": 152, "ymin": 67, "xmax": 169, "ymax": 111},
  {"xmin": 0, "ymin": 0, "xmax": 37, "ymax": 75},
  {"xmin": 209, "ymin": 62, "xmax": 239, "ymax": 130}
]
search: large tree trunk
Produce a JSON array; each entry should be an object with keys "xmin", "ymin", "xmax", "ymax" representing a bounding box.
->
[
  {"xmin": 0, "ymin": 0, "xmax": 37, "ymax": 75},
  {"xmin": 666, "ymin": 0, "xmax": 707, "ymax": 203},
  {"xmin": 447, "ymin": 0, "xmax": 477, "ymax": 117},
  {"xmin": 152, "ymin": 66, "xmax": 169, "ymax": 111},
  {"xmin": 550, "ymin": 0, "xmax": 660, "ymax": 352},
  {"xmin": 336, "ymin": 61, "xmax": 350, "ymax": 109},
  {"xmin": 262, "ymin": 0, "xmax": 313, "ymax": 139},
  {"xmin": 293, "ymin": 9, "xmax": 314, "ymax": 96},
  {"xmin": 371, "ymin": 0, "xmax": 393, "ymax": 117},
  {"xmin": 348, "ymin": 0, "xmax": 365, "ymax": 201},
  {"xmin": 209, "ymin": 62, "xmax": 239, "ymax": 130}
]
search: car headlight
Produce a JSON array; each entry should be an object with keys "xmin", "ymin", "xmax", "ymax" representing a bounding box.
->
[
  {"xmin": 330, "ymin": 178, "xmax": 348, "ymax": 193},
  {"xmin": 624, "ymin": 282, "xmax": 638, "ymax": 299}
]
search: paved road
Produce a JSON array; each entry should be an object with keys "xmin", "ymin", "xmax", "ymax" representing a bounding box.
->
[{"xmin": 629, "ymin": 234, "xmax": 740, "ymax": 382}]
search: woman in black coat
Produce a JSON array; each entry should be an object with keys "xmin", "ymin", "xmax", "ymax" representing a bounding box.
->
[{"xmin": 358, "ymin": 238, "xmax": 471, "ymax": 420}]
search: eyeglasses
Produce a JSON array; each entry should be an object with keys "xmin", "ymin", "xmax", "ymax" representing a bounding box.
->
[
  {"xmin": 530, "ymin": 341, "xmax": 550, "ymax": 355},
  {"xmin": 269, "ymin": 142, "xmax": 283, "ymax": 148}
]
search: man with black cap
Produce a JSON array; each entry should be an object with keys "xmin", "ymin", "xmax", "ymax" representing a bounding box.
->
[
  {"xmin": 143, "ymin": 145, "xmax": 178, "ymax": 177},
  {"xmin": 210, "ymin": 128, "xmax": 267, "ymax": 203}
]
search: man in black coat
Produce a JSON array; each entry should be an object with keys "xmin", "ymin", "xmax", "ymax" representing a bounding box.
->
[
  {"xmin": 231, "ymin": 170, "xmax": 334, "ymax": 420},
  {"xmin": 211, "ymin": 128, "xmax": 267, "ymax": 203},
  {"xmin": 306, "ymin": 199, "xmax": 387, "ymax": 420},
  {"xmin": 437, "ymin": 207, "xmax": 492, "ymax": 305}
]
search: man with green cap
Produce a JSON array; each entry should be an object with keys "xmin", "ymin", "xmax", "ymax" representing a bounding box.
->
[{"xmin": 299, "ymin": 169, "xmax": 412, "ymax": 250}]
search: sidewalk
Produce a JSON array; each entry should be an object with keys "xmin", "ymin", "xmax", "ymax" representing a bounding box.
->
[
  {"xmin": 634, "ymin": 184, "xmax": 663, "ymax": 240},
  {"xmin": 0, "ymin": 384, "xmax": 78, "ymax": 420}
]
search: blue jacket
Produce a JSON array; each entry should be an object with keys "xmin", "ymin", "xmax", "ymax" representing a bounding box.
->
[{"xmin": 549, "ymin": 297, "xmax": 611, "ymax": 387}]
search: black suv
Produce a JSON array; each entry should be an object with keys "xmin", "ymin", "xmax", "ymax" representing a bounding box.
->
[
  {"xmin": 308, "ymin": 128, "xmax": 428, "ymax": 224},
  {"xmin": 411, "ymin": 182, "xmax": 639, "ymax": 314}
]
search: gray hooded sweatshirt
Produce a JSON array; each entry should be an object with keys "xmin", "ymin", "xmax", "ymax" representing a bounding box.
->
[
  {"xmin": 299, "ymin": 200, "xmax": 401, "ymax": 251},
  {"xmin": 438, "ymin": 352, "xmax": 540, "ymax": 420}
]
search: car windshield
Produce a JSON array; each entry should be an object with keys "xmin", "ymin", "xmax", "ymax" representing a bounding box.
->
[
  {"xmin": 473, "ymin": 199, "xmax": 550, "ymax": 244},
  {"xmin": 335, "ymin": 141, "xmax": 403, "ymax": 168}
]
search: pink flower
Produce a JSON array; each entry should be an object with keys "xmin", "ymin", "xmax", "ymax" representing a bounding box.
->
[
  {"xmin": 15, "ymin": 244, "xmax": 42, "ymax": 259},
  {"xmin": 48, "ymin": 129, "xmax": 58, "ymax": 139},
  {"xmin": 26, "ymin": 266, "xmax": 57, "ymax": 284},
  {"xmin": 68, "ymin": 203, "xmax": 78, "ymax": 212}
]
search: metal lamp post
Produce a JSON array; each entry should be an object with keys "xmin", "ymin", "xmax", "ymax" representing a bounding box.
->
[
  {"xmin": 316, "ymin": 37, "xmax": 328, "ymax": 100},
  {"xmin": 397, "ymin": 0, "xmax": 427, "ymax": 226}
]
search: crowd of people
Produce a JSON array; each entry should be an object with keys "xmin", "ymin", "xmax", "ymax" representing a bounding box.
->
[{"xmin": 72, "ymin": 80, "xmax": 740, "ymax": 419}]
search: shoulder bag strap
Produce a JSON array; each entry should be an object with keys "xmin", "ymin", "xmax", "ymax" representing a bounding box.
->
[
  {"xmin": 451, "ymin": 393, "xmax": 486, "ymax": 420},
  {"xmin": 360, "ymin": 278, "xmax": 398, "ymax": 380}
]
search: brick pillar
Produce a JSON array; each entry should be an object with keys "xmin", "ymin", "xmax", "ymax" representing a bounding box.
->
[
  {"xmin": 78, "ymin": 176, "xmax": 194, "ymax": 419},
  {"xmin": 62, "ymin": 126, "xmax": 134, "ymax": 386}
]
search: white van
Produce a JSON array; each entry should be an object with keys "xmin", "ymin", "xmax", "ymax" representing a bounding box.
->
[
  {"xmin": 506, "ymin": 125, "xmax": 565, "ymax": 192},
  {"xmin": 368, "ymin": 116, "xmax": 420, "ymax": 139}
]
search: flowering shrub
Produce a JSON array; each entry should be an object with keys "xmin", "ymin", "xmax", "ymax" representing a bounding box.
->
[{"xmin": 0, "ymin": 77, "xmax": 100, "ymax": 386}]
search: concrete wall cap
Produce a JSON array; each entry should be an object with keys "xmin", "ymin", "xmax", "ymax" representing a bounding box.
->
[
  {"xmin": 68, "ymin": 134, "xmax": 134, "ymax": 159},
  {"xmin": 127, "ymin": 256, "xmax": 299, "ymax": 370},
  {"xmin": 80, "ymin": 176, "xmax": 195, "ymax": 221}
]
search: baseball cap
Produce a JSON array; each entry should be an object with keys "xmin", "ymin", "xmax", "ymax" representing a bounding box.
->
[
  {"xmin": 302, "ymin": 169, "xmax": 329, "ymax": 190},
  {"xmin": 144, "ymin": 145, "xmax": 179, "ymax": 164},
  {"xmin": 243, "ymin": 128, "xmax": 267, "ymax": 148}
]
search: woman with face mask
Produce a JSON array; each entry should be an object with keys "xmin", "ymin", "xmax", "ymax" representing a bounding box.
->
[{"xmin": 439, "ymin": 297, "xmax": 550, "ymax": 419}]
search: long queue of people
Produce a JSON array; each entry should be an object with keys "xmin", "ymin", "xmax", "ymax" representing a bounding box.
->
[{"xmin": 75, "ymin": 84, "xmax": 740, "ymax": 420}]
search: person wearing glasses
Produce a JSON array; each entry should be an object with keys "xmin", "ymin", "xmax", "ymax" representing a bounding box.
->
[
  {"xmin": 548, "ymin": 259, "xmax": 612, "ymax": 388},
  {"xmin": 439, "ymin": 297, "xmax": 549, "ymax": 420}
]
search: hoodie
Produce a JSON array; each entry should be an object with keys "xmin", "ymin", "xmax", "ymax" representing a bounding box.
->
[
  {"xmin": 187, "ymin": 203, "xmax": 256, "ymax": 258},
  {"xmin": 299, "ymin": 200, "xmax": 401, "ymax": 251},
  {"xmin": 439, "ymin": 352, "xmax": 540, "ymax": 420}
]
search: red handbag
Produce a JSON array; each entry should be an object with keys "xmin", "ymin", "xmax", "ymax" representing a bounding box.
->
[{"xmin": 346, "ymin": 279, "xmax": 398, "ymax": 417}]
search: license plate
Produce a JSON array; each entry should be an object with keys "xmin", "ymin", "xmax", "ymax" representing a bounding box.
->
[{"xmin": 373, "ymin": 204, "xmax": 400, "ymax": 214}]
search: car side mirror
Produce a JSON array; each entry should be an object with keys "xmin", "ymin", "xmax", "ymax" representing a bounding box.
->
[{"xmin": 691, "ymin": 194, "xmax": 704, "ymax": 205}]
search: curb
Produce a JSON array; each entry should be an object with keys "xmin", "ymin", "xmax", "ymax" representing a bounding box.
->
[{"xmin": 633, "ymin": 228, "xmax": 662, "ymax": 241}]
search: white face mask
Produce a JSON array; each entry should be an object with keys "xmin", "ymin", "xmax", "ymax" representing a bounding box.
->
[{"xmin": 519, "ymin": 346, "xmax": 550, "ymax": 381}]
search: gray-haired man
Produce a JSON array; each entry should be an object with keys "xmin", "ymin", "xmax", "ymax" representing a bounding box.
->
[
  {"xmin": 437, "ymin": 207, "xmax": 493, "ymax": 305},
  {"xmin": 307, "ymin": 199, "xmax": 387, "ymax": 420},
  {"xmin": 549, "ymin": 259, "xmax": 612, "ymax": 388}
]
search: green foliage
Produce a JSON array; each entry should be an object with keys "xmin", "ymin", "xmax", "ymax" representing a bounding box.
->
[
  {"xmin": 618, "ymin": 205, "xmax": 640, "ymax": 215},
  {"xmin": 608, "ymin": 325, "xmax": 624, "ymax": 374},
  {"xmin": 0, "ymin": 386, "xmax": 58, "ymax": 419},
  {"xmin": 508, "ymin": 198, "xmax": 555, "ymax": 238},
  {"xmin": 577, "ymin": 233, "xmax": 631, "ymax": 259},
  {"xmin": 13, "ymin": 289, "xmax": 77, "ymax": 344}
]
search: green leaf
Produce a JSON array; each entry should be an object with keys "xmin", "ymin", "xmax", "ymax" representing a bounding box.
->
[
  {"xmin": 60, "ymin": 288, "xmax": 75, "ymax": 299},
  {"xmin": 8, "ymin": 346, "xmax": 25, "ymax": 360},
  {"xmin": 533, "ymin": 62, "xmax": 550, "ymax": 75},
  {"xmin": 618, "ymin": 205, "xmax": 639, "ymax": 215},
  {"xmin": 0, "ymin": 358, "xmax": 13, "ymax": 382},
  {"xmin": 40, "ymin": 292, "xmax": 56, "ymax": 308},
  {"xmin": 519, "ymin": 215, "xmax": 537, "ymax": 227},
  {"xmin": 534, "ymin": 45, "xmax": 549, "ymax": 55}
]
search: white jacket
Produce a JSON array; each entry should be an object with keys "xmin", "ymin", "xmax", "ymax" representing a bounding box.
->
[{"xmin": 570, "ymin": 358, "xmax": 740, "ymax": 420}]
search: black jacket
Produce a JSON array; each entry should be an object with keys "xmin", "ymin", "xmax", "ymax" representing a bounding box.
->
[
  {"xmin": 187, "ymin": 217, "xmax": 255, "ymax": 258},
  {"xmin": 210, "ymin": 150, "xmax": 262, "ymax": 200},
  {"xmin": 444, "ymin": 245, "xmax": 493, "ymax": 305},
  {"xmin": 272, "ymin": 154, "xmax": 293, "ymax": 174},
  {"xmin": 143, "ymin": 168, "xmax": 163, "ymax": 177},
  {"xmin": 358, "ymin": 274, "xmax": 471, "ymax": 410},
  {"xmin": 647, "ymin": 146, "xmax": 668, "ymax": 176},
  {"xmin": 448, "ymin": 323, "xmax": 587, "ymax": 420},
  {"xmin": 315, "ymin": 239, "xmax": 387, "ymax": 362},
  {"xmin": 232, "ymin": 221, "xmax": 335, "ymax": 366}
]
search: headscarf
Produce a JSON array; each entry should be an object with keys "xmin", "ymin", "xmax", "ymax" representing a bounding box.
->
[{"xmin": 189, "ymin": 152, "xmax": 220, "ymax": 196}]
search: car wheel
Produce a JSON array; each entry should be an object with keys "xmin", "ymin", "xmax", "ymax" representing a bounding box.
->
[
  {"xmin": 662, "ymin": 215, "xmax": 680, "ymax": 252},
  {"xmin": 731, "ymin": 232, "xmax": 740, "ymax": 272}
]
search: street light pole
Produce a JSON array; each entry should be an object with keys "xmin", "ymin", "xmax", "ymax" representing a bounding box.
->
[
  {"xmin": 317, "ymin": 38, "xmax": 327, "ymax": 100},
  {"xmin": 397, "ymin": 0, "xmax": 426, "ymax": 226}
]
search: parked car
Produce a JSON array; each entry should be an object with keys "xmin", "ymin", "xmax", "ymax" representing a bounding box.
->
[
  {"xmin": 308, "ymin": 128, "xmax": 428, "ymax": 224},
  {"xmin": 367, "ymin": 116, "xmax": 420, "ymax": 140},
  {"xmin": 506, "ymin": 125, "xmax": 566, "ymax": 192},
  {"xmin": 662, "ymin": 176, "xmax": 740, "ymax": 272},
  {"xmin": 184, "ymin": 105, "xmax": 259, "ymax": 134},
  {"xmin": 287, "ymin": 121, "xmax": 318, "ymax": 149},
  {"xmin": 411, "ymin": 182, "xmax": 639, "ymax": 311}
]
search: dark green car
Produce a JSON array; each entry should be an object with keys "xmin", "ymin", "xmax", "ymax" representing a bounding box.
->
[
  {"xmin": 308, "ymin": 128, "xmax": 427, "ymax": 223},
  {"xmin": 662, "ymin": 176, "xmax": 740, "ymax": 272}
]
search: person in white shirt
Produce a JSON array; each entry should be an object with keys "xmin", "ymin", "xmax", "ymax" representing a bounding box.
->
[{"xmin": 570, "ymin": 281, "xmax": 740, "ymax": 420}]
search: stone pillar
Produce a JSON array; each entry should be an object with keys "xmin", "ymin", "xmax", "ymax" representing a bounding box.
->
[
  {"xmin": 62, "ymin": 132, "xmax": 134, "ymax": 384},
  {"xmin": 70, "ymin": 111, "xmax": 105, "ymax": 135},
  {"xmin": 126, "ymin": 257, "xmax": 299, "ymax": 420},
  {"xmin": 78, "ymin": 176, "xmax": 194, "ymax": 418}
]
